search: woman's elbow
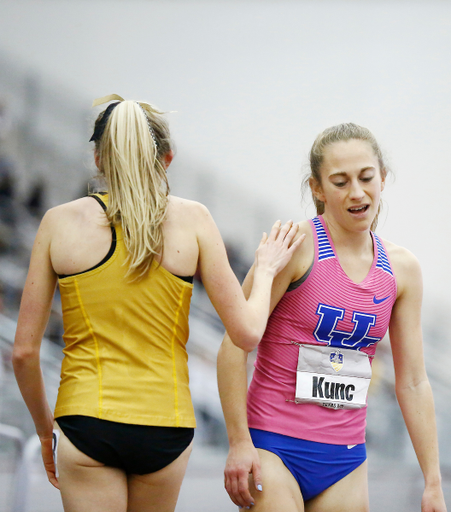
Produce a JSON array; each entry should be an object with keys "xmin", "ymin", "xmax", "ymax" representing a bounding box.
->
[
  {"xmin": 395, "ymin": 374, "xmax": 431, "ymax": 397},
  {"xmin": 229, "ymin": 329, "xmax": 260, "ymax": 353},
  {"xmin": 12, "ymin": 344, "xmax": 39, "ymax": 370}
]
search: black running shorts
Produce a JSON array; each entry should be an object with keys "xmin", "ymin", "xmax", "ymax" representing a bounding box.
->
[{"xmin": 56, "ymin": 415, "xmax": 194, "ymax": 475}]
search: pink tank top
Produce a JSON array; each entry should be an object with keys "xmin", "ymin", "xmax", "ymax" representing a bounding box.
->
[{"xmin": 247, "ymin": 216, "xmax": 397, "ymax": 445}]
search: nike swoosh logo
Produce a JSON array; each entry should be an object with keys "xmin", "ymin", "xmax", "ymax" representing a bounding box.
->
[
  {"xmin": 373, "ymin": 295, "xmax": 390, "ymax": 305},
  {"xmin": 347, "ymin": 445, "xmax": 357, "ymax": 449}
]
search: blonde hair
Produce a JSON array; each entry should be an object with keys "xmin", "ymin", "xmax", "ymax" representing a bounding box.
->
[
  {"xmin": 94, "ymin": 100, "xmax": 172, "ymax": 278},
  {"xmin": 303, "ymin": 123, "xmax": 388, "ymax": 231}
]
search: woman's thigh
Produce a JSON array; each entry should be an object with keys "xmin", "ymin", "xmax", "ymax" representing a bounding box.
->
[
  {"xmin": 55, "ymin": 424, "xmax": 128, "ymax": 512},
  {"xmin": 247, "ymin": 448, "xmax": 369, "ymax": 512},
  {"xmin": 306, "ymin": 460, "xmax": 369, "ymax": 512},
  {"xmin": 248, "ymin": 448, "xmax": 304, "ymax": 512},
  {"xmin": 126, "ymin": 440, "xmax": 193, "ymax": 512}
]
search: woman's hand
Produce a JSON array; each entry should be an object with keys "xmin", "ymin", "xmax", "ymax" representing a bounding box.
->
[
  {"xmin": 224, "ymin": 440, "xmax": 262, "ymax": 509},
  {"xmin": 40, "ymin": 434, "xmax": 59, "ymax": 489},
  {"xmin": 421, "ymin": 483, "xmax": 447, "ymax": 512},
  {"xmin": 254, "ymin": 220, "xmax": 305, "ymax": 278}
]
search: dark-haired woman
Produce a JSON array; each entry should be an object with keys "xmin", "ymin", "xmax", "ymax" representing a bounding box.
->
[
  {"xmin": 12, "ymin": 94, "xmax": 303, "ymax": 512},
  {"xmin": 218, "ymin": 123, "xmax": 446, "ymax": 512}
]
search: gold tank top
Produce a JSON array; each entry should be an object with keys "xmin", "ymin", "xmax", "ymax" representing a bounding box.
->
[{"xmin": 54, "ymin": 194, "xmax": 195, "ymax": 428}]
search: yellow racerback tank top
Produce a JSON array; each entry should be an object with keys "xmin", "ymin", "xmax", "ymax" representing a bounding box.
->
[{"xmin": 54, "ymin": 194, "xmax": 196, "ymax": 428}]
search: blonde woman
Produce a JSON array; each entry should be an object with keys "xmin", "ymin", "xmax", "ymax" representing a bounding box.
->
[{"xmin": 12, "ymin": 94, "xmax": 303, "ymax": 512}]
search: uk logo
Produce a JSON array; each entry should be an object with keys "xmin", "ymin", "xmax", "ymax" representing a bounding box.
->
[
  {"xmin": 330, "ymin": 350, "xmax": 344, "ymax": 372},
  {"xmin": 314, "ymin": 303, "xmax": 380, "ymax": 350}
]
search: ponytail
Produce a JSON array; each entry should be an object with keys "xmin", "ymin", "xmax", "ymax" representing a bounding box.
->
[{"xmin": 93, "ymin": 98, "xmax": 172, "ymax": 278}]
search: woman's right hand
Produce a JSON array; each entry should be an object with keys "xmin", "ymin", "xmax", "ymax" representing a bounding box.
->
[
  {"xmin": 224, "ymin": 440, "xmax": 262, "ymax": 509},
  {"xmin": 40, "ymin": 434, "xmax": 60, "ymax": 489},
  {"xmin": 254, "ymin": 220, "xmax": 305, "ymax": 278}
]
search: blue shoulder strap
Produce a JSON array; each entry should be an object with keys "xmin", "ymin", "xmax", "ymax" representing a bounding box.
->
[
  {"xmin": 312, "ymin": 217, "xmax": 335, "ymax": 261},
  {"xmin": 373, "ymin": 233, "xmax": 393, "ymax": 276}
]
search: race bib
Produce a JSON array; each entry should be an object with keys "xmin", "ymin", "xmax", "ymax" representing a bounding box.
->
[{"xmin": 295, "ymin": 344, "xmax": 372, "ymax": 410}]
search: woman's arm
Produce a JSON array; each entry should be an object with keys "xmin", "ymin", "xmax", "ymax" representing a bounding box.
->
[
  {"xmin": 196, "ymin": 204, "xmax": 304, "ymax": 352},
  {"xmin": 217, "ymin": 334, "xmax": 259, "ymax": 509},
  {"xmin": 217, "ymin": 243, "xmax": 306, "ymax": 508},
  {"xmin": 12, "ymin": 209, "xmax": 59, "ymax": 488},
  {"xmin": 389, "ymin": 247, "xmax": 446, "ymax": 512}
]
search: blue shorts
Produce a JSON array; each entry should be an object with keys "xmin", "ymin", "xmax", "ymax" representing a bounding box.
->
[{"xmin": 249, "ymin": 428, "xmax": 366, "ymax": 501}]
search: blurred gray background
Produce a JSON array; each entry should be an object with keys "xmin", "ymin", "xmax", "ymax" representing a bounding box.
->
[{"xmin": 0, "ymin": 1, "xmax": 449, "ymax": 511}]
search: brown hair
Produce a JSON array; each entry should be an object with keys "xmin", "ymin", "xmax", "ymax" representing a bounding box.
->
[{"xmin": 303, "ymin": 122, "xmax": 387, "ymax": 231}]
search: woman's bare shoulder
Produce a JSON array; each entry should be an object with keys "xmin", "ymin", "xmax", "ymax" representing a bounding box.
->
[
  {"xmin": 167, "ymin": 196, "xmax": 212, "ymax": 223},
  {"xmin": 288, "ymin": 220, "xmax": 313, "ymax": 253},
  {"xmin": 381, "ymin": 238, "xmax": 420, "ymax": 267},
  {"xmin": 380, "ymin": 237, "xmax": 422, "ymax": 288},
  {"xmin": 169, "ymin": 195, "xmax": 207, "ymax": 210},
  {"xmin": 297, "ymin": 219, "xmax": 312, "ymax": 236},
  {"xmin": 42, "ymin": 197, "xmax": 105, "ymax": 232},
  {"xmin": 264, "ymin": 218, "xmax": 313, "ymax": 287},
  {"xmin": 46, "ymin": 196, "xmax": 99, "ymax": 215}
]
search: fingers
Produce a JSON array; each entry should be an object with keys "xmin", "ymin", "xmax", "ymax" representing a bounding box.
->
[
  {"xmin": 225, "ymin": 465, "xmax": 257, "ymax": 509},
  {"xmin": 43, "ymin": 458, "xmax": 60, "ymax": 488},
  {"xmin": 277, "ymin": 222, "xmax": 306, "ymax": 254},
  {"xmin": 277, "ymin": 220, "xmax": 295, "ymax": 244},
  {"xmin": 267, "ymin": 220, "xmax": 282, "ymax": 242},
  {"xmin": 258, "ymin": 232, "xmax": 268, "ymax": 247},
  {"xmin": 267, "ymin": 219, "xmax": 292, "ymax": 243},
  {"xmin": 252, "ymin": 460, "xmax": 263, "ymax": 494},
  {"xmin": 267, "ymin": 219, "xmax": 301, "ymax": 246},
  {"xmin": 288, "ymin": 232, "xmax": 306, "ymax": 254},
  {"xmin": 40, "ymin": 436, "xmax": 59, "ymax": 489},
  {"xmin": 224, "ymin": 463, "xmax": 263, "ymax": 509},
  {"xmin": 253, "ymin": 220, "xmax": 306, "ymax": 278},
  {"xmin": 224, "ymin": 444, "xmax": 263, "ymax": 509},
  {"xmin": 46, "ymin": 470, "xmax": 60, "ymax": 489},
  {"xmin": 225, "ymin": 470, "xmax": 255, "ymax": 509}
]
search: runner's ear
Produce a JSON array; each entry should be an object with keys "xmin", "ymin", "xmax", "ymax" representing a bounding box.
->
[{"xmin": 309, "ymin": 177, "xmax": 325, "ymax": 203}]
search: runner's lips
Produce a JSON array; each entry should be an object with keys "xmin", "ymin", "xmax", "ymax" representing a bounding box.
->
[{"xmin": 348, "ymin": 205, "xmax": 369, "ymax": 213}]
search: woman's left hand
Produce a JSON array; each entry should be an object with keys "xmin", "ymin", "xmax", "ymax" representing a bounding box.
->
[
  {"xmin": 40, "ymin": 434, "xmax": 59, "ymax": 489},
  {"xmin": 421, "ymin": 484, "xmax": 447, "ymax": 512}
]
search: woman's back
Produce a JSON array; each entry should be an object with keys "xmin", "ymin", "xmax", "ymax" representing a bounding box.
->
[
  {"xmin": 49, "ymin": 194, "xmax": 203, "ymax": 280},
  {"xmin": 53, "ymin": 193, "xmax": 197, "ymax": 428}
]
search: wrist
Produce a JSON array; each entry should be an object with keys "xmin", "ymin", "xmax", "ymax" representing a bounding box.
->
[
  {"xmin": 228, "ymin": 431, "xmax": 253, "ymax": 447},
  {"xmin": 39, "ymin": 434, "xmax": 53, "ymax": 442},
  {"xmin": 252, "ymin": 265, "xmax": 276, "ymax": 280},
  {"xmin": 37, "ymin": 414, "xmax": 55, "ymax": 440},
  {"xmin": 424, "ymin": 475, "xmax": 443, "ymax": 489}
]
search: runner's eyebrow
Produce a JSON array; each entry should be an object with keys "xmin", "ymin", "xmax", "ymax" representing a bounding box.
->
[{"xmin": 329, "ymin": 167, "xmax": 376, "ymax": 178}]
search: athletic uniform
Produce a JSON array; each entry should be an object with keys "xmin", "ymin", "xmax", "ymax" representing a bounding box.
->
[
  {"xmin": 248, "ymin": 215, "xmax": 397, "ymax": 500},
  {"xmin": 54, "ymin": 194, "xmax": 195, "ymax": 474}
]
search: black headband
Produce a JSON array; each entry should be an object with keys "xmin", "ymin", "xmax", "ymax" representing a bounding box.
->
[
  {"xmin": 89, "ymin": 101, "xmax": 159, "ymax": 150},
  {"xmin": 89, "ymin": 102, "xmax": 120, "ymax": 142}
]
